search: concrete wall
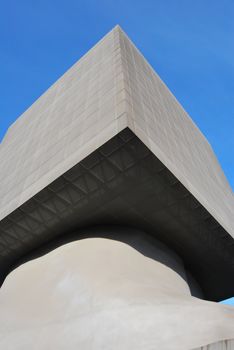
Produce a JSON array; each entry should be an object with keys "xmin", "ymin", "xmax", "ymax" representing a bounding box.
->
[
  {"xmin": 0, "ymin": 27, "xmax": 126, "ymax": 220},
  {"xmin": 0, "ymin": 26, "xmax": 233, "ymax": 237},
  {"xmin": 0, "ymin": 230, "xmax": 234, "ymax": 349},
  {"xmin": 116, "ymin": 27, "xmax": 234, "ymax": 236}
]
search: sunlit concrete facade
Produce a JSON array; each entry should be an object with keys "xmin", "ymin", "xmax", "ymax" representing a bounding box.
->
[{"xmin": 0, "ymin": 26, "xmax": 234, "ymax": 349}]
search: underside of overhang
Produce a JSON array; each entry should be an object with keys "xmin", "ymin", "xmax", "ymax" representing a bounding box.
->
[{"xmin": 0, "ymin": 128, "xmax": 233, "ymax": 301}]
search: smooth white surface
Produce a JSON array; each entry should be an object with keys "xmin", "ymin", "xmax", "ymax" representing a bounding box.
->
[{"xmin": 0, "ymin": 237, "xmax": 234, "ymax": 350}]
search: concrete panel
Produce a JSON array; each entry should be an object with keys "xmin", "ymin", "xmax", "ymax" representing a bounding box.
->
[{"xmin": 116, "ymin": 27, "xmax": 234, "ymax": 236}]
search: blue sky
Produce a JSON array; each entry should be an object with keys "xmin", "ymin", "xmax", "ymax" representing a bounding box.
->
[{"xmin": 0, "ymin": 0, "xmax": 233, "ymax": 304}]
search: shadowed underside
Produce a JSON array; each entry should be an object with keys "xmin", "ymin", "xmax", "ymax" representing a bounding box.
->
[
  {"xmin": 0, "ymin": 26, "xmax": 233, "ymax": 302},
  {"xmin": 0, "ymin": 129, "xmax": 234, "ymax": 301}
]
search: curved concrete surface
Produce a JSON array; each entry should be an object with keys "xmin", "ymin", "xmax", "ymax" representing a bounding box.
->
[{"xmin": 0, "ymin": 232, "xmax": 234, "ymax": 349}]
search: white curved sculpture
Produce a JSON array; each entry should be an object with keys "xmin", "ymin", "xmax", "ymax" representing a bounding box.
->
[{"xmin": 1, "ymin": 232, "xmax": 234, "ymax": 350}]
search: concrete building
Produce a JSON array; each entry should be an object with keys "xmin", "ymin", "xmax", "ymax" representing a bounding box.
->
[{"xmin": 0, "ymin": 25, "xmax": 233, "ymax": 349}]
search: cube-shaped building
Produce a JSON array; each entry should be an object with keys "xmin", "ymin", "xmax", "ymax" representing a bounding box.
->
[{"xmin": 0, "ymin": 25, "xmax": 234, "ymax": 350}]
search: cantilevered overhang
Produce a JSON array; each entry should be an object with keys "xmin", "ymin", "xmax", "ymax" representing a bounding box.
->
[
  {"xmin": 0, "ymin": 26, "xmax": 233, "ymax": 301},
  {"xmin": 0, "ymin": 128, "xmax": 234, "ymax": 301}
]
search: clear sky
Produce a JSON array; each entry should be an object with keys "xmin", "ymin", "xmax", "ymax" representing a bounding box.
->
[{"xmin": 0, "ymin": 0, "xmax": 233, "ymax": 304}]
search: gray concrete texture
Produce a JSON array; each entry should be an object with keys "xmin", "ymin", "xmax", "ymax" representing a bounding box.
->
[
  {"xmin": 0, "ymin": 231, "xmax": 234, "ymax": 350},
  {"xmin": 0, "ymin": 25, "xmax": 233, "ymax": 237}
]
